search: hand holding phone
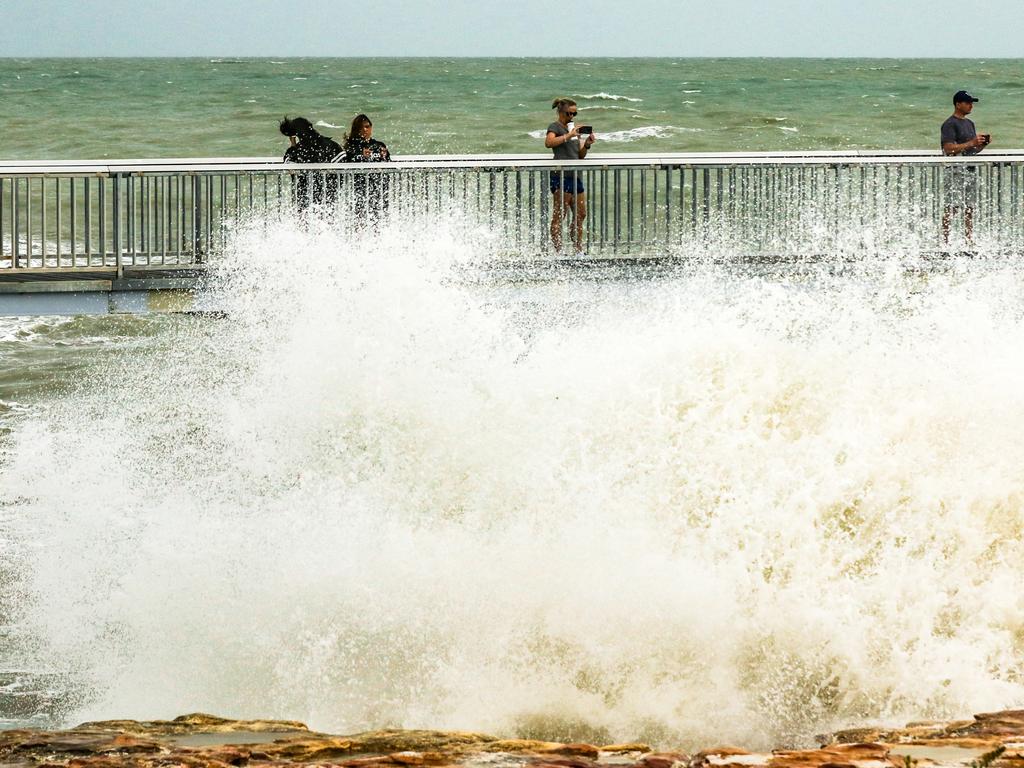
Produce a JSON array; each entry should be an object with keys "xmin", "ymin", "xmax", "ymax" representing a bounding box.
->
[{"xmin": 578, "ymin": 125, "xmax": 593, "ymax": 135}]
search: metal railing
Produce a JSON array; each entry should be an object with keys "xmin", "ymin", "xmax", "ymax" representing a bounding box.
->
[{"xmin": 2, "ymin": 151, "xmax": 1024, "ymax": 273}]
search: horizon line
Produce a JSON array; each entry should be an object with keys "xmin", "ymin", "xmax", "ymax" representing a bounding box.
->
[{"xmin": 2, "ymin": 54, "xmax": 1023, "ymax": 60}]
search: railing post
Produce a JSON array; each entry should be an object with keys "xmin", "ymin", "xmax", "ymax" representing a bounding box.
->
[
  {"xmin": 12, "ymin": 178, "xmax": 20, "ymax": 268},
  {"xmin": 113, "ymin": 173, "xmax": 123, "ymax": 279},
  {"xmin": 192, "ymin": 174, "xmax": 203, "ymax": 264}
]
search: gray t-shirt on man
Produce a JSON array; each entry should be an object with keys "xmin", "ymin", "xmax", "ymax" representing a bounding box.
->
[
  {"xmin": 548, "ymin": 122, "xmax": 580, "ymax": 160},
  {"xmin": 940, "ymin": 115, "xmax": 979, "ymax": 155}
]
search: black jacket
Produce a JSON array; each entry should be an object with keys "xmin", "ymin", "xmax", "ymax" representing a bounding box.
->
[
  {"xmin": 283, "ymin": 130, "xmax": 343, "ymax": 209},
  {"xmin": 343, "ymin": 137, "xmax": 390, "ymax": 163},
  {"xmin": 284, "ymin": 129, "xmax": 343, "ymax": 163}
]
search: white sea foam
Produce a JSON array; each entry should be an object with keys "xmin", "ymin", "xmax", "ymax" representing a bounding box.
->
[
  {"xmin": 528, "ymin": 125, "xmax": 699, "ymax": 142},
  {"xmin": 315, "ymin": 120, "xmax": 343, "ymax": 129},
  {"xmin": 574, "ymin": 92, "xmax": 643, "ymax": 103},
  {"xmin": 0, "ymin": 318, "xmax": 45, "ymax": 344},
  {"xmin": 3, "ymin": 208, "xmax": 1024, "ymax": 748},
  {"xmin": 582, "ymin": 105, "xmax": 643, "ymax": 113},
  {"xmin": 599, "ymin": 125, "xmax": 703, "ymax": 142}
]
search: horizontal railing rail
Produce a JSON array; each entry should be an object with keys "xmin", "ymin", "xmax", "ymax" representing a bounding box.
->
[
  {"xmin": 6, "ymin": 150, "xmax": 1024, "ymax": 174},
  {"xmin": 2, "ymin": 151, "xmax": 1023, "ymax": 274}
]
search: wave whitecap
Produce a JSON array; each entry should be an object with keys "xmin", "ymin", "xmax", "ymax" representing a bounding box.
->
[
  {"xmin": 582, "ymin": 105, "xmax": 643, "ymax": 113},
  {"xmin": 527, "ymin": 125, "xmax": 699, "ymax": 142},
  {"xmin": 600, "ymin": 125, "xmax": 702, "ymax": 142},
  {"xmin": 574, "ymin": 92, "xmax": 643, "ymax": 103}
]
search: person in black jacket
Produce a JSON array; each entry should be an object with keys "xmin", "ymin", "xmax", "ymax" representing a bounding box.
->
[
  {"xmin": 279, "ymin": 116, "xmax": 343, "ymax": 212},
  {"xmin": 343, "ymin": 114, "xmax": 391, "ymax": 222}
]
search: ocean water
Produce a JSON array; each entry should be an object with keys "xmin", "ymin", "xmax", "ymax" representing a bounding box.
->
[
  {"xmin": 1, "ymin": 57, "xmax": 1023, "ymax": 158},
  {"xmin": 2, "ymin": 59, "xmax": 1024, "ymax": 747}
]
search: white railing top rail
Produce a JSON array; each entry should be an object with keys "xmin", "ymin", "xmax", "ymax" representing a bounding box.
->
[{"xmin": 2, "ymin": 150, "xmax": 1024, "ymax": 176}]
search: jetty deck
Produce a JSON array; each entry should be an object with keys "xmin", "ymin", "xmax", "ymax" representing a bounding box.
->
[{"xmin": 2, "ymin": 151, "xmax": 1023, "ymax": 316}]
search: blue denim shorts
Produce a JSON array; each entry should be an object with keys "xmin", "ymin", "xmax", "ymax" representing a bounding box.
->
[{"xmin": 549, "ymin": 171, "xmax": 584, "ymax": 194}]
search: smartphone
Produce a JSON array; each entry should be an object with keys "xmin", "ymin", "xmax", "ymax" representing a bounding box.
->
[{"xmin": 578, "ymin": 125, "xmax": 593, "ymax": 135}]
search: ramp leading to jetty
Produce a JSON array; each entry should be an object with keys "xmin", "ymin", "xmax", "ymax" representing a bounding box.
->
[{"xmin": 2, "ymin": 151, "xmax": 1023, "ymax": 316}]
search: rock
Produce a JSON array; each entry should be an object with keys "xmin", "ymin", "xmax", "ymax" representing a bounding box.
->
[
  {"xmin": 339, "ymin": 731, "xmax": 498, "ymax": 755},
  {"xmin": 948, "ymin": 712, "xmax": 1024, "ymax": 741},
  {"xmin": 692, "ymin": 746, "xmax": 754, "ymax": 765},
  {"xmin": 389, "ymin": 752, "xmax": 448, "ymax": 765},
  {"xmin": 6, "ymin": 731, "xmax": 165, "ymax": 757},
  {"xmin": 75, "ymin": 715, "xmax": 309, "ymax": 737},
  {"xmin": 768, "ymin": 743, "xmax": 898, "ymax": 768},
  {"xmin": 7, "ymin": 708, "xmax": 1024, "ymax": 768},
  {"xmin": 992, "ymin": 746, "xmax": 1024, "ymax": 768},
  {"xmin": 827, "ymin": 730, "xmax": 887, "ymax": 746},
  {"xmin": 181, "ymin": 745, "xmax": 254, "ymax": 766},
  {"xmin": 693, "ymin": 743, "xmax": 899, "ymax": 768},
  {"xmin": 257, "ymin": 737, "xmax": 357, "ymax": 761},
  {"xmin": 528, "ymin": 756, "xmax": 600, "ymax": 768},
  {"xmin": 65, "ymin": 758, "xmax": 142, "ymax": 768},
  {"xmin": 829, "ymin": 711, "xmax": 1024, "ymax": 750},
  {"xmin": 635, "ymin": 751, "xmax": 690, "ymax": 768},
  {"xmin": 600, "ymin": 745, "xmax": 652, "ymax": 756},
  {"xmin": 331, "ymin": 757, "xmax": 401, "ymax": 768},
  {"xmin": 483, "ymin": 741, "xmax": 599, "ymax": 758}
]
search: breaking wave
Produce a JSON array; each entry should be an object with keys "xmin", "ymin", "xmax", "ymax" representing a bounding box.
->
[
  {"xmin": 2, "ymin": 207, "xmax": 1024, "ymax": 750},
  {"xmin": 574, "ymin": 92, "xmax": 643, "ymax": 103}
]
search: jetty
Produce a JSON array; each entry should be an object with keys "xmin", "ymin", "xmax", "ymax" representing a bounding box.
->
[{"xmin": 2, "ymin": 151, "xmax": 1023, "ymax": 316}]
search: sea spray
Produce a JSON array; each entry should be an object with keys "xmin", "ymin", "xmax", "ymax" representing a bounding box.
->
[{"xmin": 1, "ymin": 208, "xmax": 1024, "ymax": 748}]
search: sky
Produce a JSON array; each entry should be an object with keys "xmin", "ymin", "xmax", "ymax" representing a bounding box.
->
[{"xmin": 0, "ymin": 0, "xmax": 1022, "ymax": 57}]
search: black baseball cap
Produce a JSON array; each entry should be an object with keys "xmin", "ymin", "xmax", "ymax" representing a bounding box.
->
[{"xmin": 953, "ymin": 90, "xmax": 979, "ymax": 104}]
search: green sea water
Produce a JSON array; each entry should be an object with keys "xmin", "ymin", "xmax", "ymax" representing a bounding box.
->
[{"xmin": 1, "ymin": 57, "xmax": 1023, "ymax": 159}]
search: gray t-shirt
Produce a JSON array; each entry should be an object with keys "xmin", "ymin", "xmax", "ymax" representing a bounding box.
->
[
  {"xmin": 940, "ymin": 115, "xmax": 979, "ymax": 155},
  {"xmin": 548, "ymin": 122, "xmax": 580, "ymax": 160}
]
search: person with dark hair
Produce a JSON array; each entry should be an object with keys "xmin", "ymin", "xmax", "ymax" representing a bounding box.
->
[
  {"xmin": 940, "ymin": 91, "xmax": 992, "ymax": 245},
  {"xmin": 545, "ymin": 98, "xmax": 596, "ymax": 256},
  {"xmin": 343, "ymin": 114, "xmax": 391, "ymax": 223},
  {"xmin": 279, "ymin": 115, "xmax": 343, "ymax": 212}
]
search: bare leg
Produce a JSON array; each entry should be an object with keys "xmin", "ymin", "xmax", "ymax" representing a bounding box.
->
[
  {"xmin": 942, "ymin": 206, "xmax": 953, "ymax": 245},
  {"xmin": 572, "ymin": 193, "xmax": 587, "ymax": 253},
  {"xmin": 964, "ymin": 206, "xmax": 974, "ymax": 245},
  {"xmin": 550, "ymin": 190, "xmax": 565, "ymax": 252}
]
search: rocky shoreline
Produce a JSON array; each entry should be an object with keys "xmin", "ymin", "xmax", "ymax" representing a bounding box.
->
[{"xmin": 2, "ymin": 711, "xmax": 1023, "ymax": 768}]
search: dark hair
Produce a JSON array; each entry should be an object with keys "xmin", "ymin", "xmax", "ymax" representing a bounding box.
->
[
  {"xmin": 347, "ymin": 114, "xmax": 372, "ymax": 143},
  {"xmin": 279, "ymin": 115, "xmax": 314, "ymax": 138},
  {"xmin": 551, "ymin": 98, "xmax": 577, "ymax": 112}
]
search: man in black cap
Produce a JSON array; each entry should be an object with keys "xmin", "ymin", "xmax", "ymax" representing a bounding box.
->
[{"xmin": 940, "ymin": 90, "xmax": 991, "ymax": 244}]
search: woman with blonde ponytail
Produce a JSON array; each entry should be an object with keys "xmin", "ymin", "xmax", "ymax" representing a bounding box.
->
[{"xmin": 544, "ymin": 98, "xmax": 595, "ymax": 256}]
